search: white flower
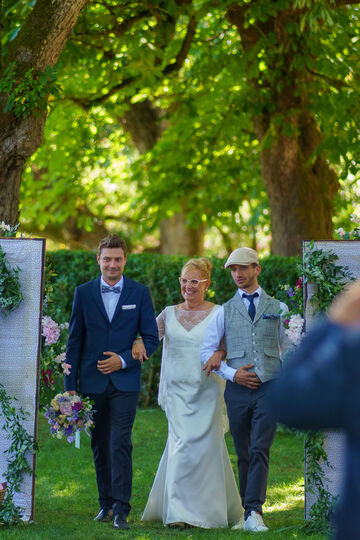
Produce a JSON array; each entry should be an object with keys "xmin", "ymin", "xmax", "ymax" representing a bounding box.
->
[
  {"xmin": 335, "ymin": 228, "xmax": 346, "ymax": 237},
  {"xmin": 285, "ymin": 314, "xmax": 304, "ymax": 346},
  {"xmin": 350, "ymin": 214, "xmax": 360, "ymax": 224},
  {"xmin": 0, "ymin": 221, "xmax": 11, "ymax": 232}
]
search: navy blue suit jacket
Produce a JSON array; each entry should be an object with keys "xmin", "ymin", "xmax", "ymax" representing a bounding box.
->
[
  {"xmin": 64, "ymin": 276, "xmax": 159, "ymax": 394},
  {"xmin": 268, "ymin": 320, "xmax": 360, "ymax": 540}
]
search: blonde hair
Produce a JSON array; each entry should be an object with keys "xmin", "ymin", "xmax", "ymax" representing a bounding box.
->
[{"xmin": 181, "ymin": 257, "xmax": 212, "ymax": 280}]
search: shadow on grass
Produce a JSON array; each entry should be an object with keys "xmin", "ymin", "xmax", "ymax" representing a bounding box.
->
[{"xmin": 0, "ymin": 409, "xmax": 326, "ymax": 539}]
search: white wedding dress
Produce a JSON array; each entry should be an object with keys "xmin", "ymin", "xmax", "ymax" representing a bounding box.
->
[{"xmin": 142, "ymin": 305, "xmax": 243, "ymax": 528}]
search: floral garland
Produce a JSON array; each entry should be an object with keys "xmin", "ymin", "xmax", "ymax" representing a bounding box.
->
[
  {"xmin": 0, "ymin": 222, "xmax": 37, "ymax": 524},
  {"xmin": 0, "ymin": 385, "xmax": 37, "ymax": 524},
  {"xmin": 282, "ymin": 239, "xmax": 354, "ymax": 535},
  {"xmin": 0, "ymin": 223, "xmax": 23, "ymax": 315},
  {"xmin": 40, "ymin": 315, "xmax": 70, "ymax": 408}
]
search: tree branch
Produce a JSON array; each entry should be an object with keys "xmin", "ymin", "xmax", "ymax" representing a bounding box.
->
[
  {"xmin": 163, "ymin": 14, "xmax": 198, "ymax": 75},
  {"xmin": 66, "ymin": 76, "xmax": 136, "ymax": 110},
  {"xmin": 306, "ymin": 67, "xmax": 351, "ymax": 89},
  {"xmin": 112, "ymin": 10, "xmax": 151, "ymax": 37},
  {"xmin": 66, "ymin": 12, "xmax": 198, "ymax": 109}
]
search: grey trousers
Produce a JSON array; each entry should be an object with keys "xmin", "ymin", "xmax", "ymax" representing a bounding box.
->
[{"xmin": 224, "ymin": 380, "xmax": 276, "ymax": 519}]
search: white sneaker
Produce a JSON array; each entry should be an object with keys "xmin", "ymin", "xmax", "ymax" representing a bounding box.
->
[
  {"xmin": 231, "ymin": 515, "xmax": 245, "ymax": 530},
  {"xmin": 243, "ymin": 511, "xmax": 269, "ymax": 532}
]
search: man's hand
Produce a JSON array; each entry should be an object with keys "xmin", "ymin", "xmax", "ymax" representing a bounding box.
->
[
  {"xmin": 67, "ymin": 390, "xmax": 76, "ymax": 395},
  {"xmin": 131, "ymin": 339, "xmax": 148, "ymax": 364},
  {"xmin": 202, "ymin": 350, "xmax": 225, "ymax": 376},
  {"xmin": 328, "ymin": 279, "xmax": 360, "ymax": 327},
  {"xmin": 97, "ymin": 351, "xmax": 123, "ymax": 374},
  {"xmin": 234, "ymin": 364, "xmax": 261, "ymax": 389}
]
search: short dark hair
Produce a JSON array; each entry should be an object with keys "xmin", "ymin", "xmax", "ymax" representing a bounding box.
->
[{"xmin": 98, "ymin": 235, "xmax": 127, "ymax": 256}]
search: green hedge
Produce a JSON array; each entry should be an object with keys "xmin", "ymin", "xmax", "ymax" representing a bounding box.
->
[{"xmin": 45, "ymin": 251, "xmax": 301, "ymax": 406}]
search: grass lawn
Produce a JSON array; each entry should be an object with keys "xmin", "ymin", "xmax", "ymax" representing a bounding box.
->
[{"xmin": 1, "ymin": 409, "xmax": 326, "ymax": 539}]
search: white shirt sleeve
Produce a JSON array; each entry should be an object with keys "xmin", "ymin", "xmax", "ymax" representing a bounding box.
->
[{"xmin": 200, "ymin": 306, "xmax": 237, "ymax": 382}]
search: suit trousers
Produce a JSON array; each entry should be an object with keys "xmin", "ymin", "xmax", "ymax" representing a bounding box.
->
[
  {"xmin": 85, "ymin": 381, "xmax": 139, "ymax": 516},
  {"xmin": 224, "ymin": 380, "xmax": 276, "ymax": 518}
]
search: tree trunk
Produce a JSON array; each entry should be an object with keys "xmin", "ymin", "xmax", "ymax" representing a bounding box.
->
[
  {"xmin": 159, "ymin": 212, "xmax": 204, "ymax": 256},
  {"xmin": 259, "ymin": 113, "xmax": 338, "ymax": 256},
  {"xmin": 0, "ymin": 0, "xmax": 88, "ymax": 226},
  {"xmin": 121, "ymin": 99, "xmax": 204, "ymax": 255},
  {"xmin": 227, "ymin": 4, "xmax": 339, "ymax": 256}
]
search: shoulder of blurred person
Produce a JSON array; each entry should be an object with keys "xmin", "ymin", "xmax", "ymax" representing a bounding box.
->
[{"xmin": 268, "ymin": 317, "xmax": 360, "ymax": 436}]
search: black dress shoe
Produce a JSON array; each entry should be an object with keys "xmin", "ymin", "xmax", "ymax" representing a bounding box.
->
[
  {"xmin": 113, "ymin": 514, "xmax": 130, "ymax": 530},
  {"xmin": 94, "ymin": 508, "xmax": 113, "ymax": 522}
]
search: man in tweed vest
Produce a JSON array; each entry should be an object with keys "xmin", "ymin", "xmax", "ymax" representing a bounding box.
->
[{"xmin": 201, "ymin": 247, "xmax": 290, "ymax": 532}]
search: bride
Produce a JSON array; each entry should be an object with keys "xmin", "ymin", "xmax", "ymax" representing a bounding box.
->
[{"xmin": 133, "ymin": 258, "xmax": 243, "ymax": 529}]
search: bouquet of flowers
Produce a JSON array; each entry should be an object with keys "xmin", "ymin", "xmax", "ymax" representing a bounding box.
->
[{"xmin": 44, "ymin": 392, "xmax": 94, "ymax": 443}]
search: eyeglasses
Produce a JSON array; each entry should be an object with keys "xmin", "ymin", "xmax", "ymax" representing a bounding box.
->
[{"xmin": 178, "ymin": 277, "xmax": 208, "ymax": 287}]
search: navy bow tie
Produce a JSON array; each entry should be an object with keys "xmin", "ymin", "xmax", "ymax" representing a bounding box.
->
[
  {"xmin": 242, "ymin": 292, "xmax": 259, "ymax": 321},
  {"xmin": 101, "ymin": 285, "xmax": 121, "ymax": 294}
]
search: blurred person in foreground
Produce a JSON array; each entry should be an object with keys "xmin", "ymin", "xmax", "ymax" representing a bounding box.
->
[
  {"xmin": 133, "ymin": 258, "xmax": 243, "ymax": 529},
  {"xmin": 268, "ymin": 279, "xmax": 360, "ymax": 540}
]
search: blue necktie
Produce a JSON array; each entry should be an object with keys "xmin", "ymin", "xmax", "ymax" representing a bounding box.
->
[
  {"xmin": 242, "ymin": 292, "xmax": 259, "ymax": 321},
  {"xmin": 101, "ymin": 285, "xmax": 121, "ymax": 294}
]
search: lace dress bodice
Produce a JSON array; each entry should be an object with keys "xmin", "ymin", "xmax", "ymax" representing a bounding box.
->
[{"xmin": 156, "ymin": 305, "xmax": 216, "ymax": 337}]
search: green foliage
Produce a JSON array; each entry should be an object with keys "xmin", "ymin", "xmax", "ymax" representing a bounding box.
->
[
  {"xmin": 301, "ymin": 241, "xmax": 354, "ymax": 314},
  {"xmin": 0, "ymin": 384, "xmax": 37, "ymax": 525},
  {"xmin": 0, "ymin": 246, "xmax": 23, "ymax": 315},
  {"xmin": 304, "ymin": 432, "xmax": 337, "ymax": 536},
  {"xmin": 0, "ymin": 62, "xmax": 60, "ymax": 118},
  {"xmin": 0, "ymin": 1, "xmax": 36, "ymax": 62}
]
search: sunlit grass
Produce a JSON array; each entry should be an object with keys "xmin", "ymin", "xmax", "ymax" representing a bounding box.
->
[{"xmin": 0, "ymin": 409, "xmax": 326, "ymax": 539}]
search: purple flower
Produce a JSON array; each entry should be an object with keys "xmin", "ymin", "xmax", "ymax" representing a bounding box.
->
[
  {"xmin": 64, "ymin": 425, "xmax": 73, "ymax": 436},
  {"xmin": 287, "ymin": 288, "xmax": 295, "ymax": 298},
  {"xmin": 72, "ymin": 401, "xmax": 82, "ymax": 412}
]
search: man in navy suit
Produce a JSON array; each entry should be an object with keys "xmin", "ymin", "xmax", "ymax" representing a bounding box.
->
[
  {"xmin": 65, "ymin": 235, "xmax": 159, "ymax": 530},
  {"xmin": 268, "ymin": 280, "xmax": 360, "ymax": 540}
]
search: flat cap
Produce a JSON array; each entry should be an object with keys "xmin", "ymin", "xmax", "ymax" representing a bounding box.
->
[{"xmin": 224, "ymin": 247, "xmax": 259, "ymax": 268}]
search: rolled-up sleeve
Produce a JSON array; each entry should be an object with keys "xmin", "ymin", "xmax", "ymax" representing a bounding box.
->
[{"xmin": 200, "ymin": 306, "xmax": 236, "ymax": 381}]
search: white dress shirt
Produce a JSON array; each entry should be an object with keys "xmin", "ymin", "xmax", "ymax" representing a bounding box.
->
[
  {"xmin": 200, "ymin": 287, "xmax": 291, "ymax": 381},
  {"xmin": 100, "ymin": 275, "xmax": 126, "ymax": 368}
]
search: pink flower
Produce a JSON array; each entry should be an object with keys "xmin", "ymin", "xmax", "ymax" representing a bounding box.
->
[
  {"xmin": 59, "ymin": 402, "xmax": 73, "ymax": 416},
  {"xmin": 61, "ymin": 362, "xmax": 71, "ymax": 375},
  {"xmin": 42, "ymin": 316, "xmax": 61, "ymax": 346},
  {"xmin": 55, "ymin": 352, "xmax": 66, "ymax": 364},
  {"xmin": 295, "ymin": 277, "xmax": 303, "ymax": 290}
]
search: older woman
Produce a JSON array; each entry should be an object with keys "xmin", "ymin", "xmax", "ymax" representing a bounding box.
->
[{"xmin": 134, "ymin": 258, "xmax": 243, "ymax": 529}]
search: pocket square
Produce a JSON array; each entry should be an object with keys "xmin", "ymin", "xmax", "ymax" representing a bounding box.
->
[
  {"xmin": 262, "ymin": 313, "xmax": 280, "ymax": 320},
  {"xmin": 122, "ymin": 304, "xmax": 136, "ymax": 310}
]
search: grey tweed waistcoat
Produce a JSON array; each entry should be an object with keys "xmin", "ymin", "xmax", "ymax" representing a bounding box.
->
[{"xmin": 224, "ymin": 290, "xmax": 281, "ymax": 383}]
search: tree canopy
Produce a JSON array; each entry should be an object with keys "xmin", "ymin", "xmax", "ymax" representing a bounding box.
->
[{"xmin": 1, "ymin": 0, "xmax": 360, "ymax": 254}]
